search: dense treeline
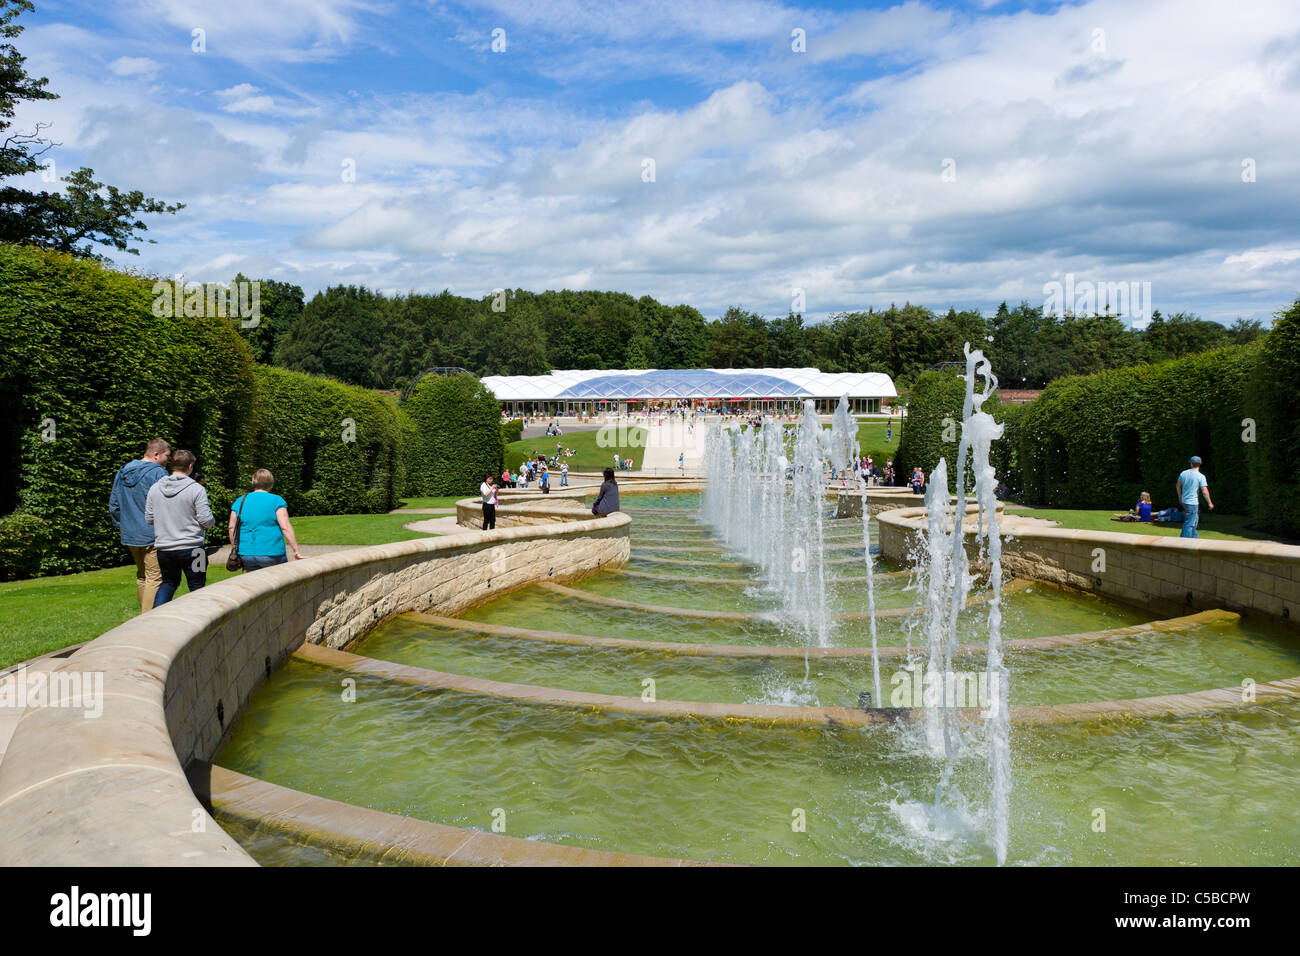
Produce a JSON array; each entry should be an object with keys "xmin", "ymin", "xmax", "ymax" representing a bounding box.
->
[{"xmin": 252, "ymin": 282, "xmax": 1267, "ymax": 392}]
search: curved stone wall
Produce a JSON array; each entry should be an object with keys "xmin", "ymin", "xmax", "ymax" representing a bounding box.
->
[
  {"xmin": 454, "ymin": 478, "xmax": 706, "ymax": 530},
  {"xmin": 0, "ymin": 502, "xmax": 631, "ymax": 866},
  {"xmin": 876, "ymin": 505, "xmax": 1300, "ymax": 629}
]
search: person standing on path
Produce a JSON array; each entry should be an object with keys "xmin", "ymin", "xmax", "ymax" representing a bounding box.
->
[
  {"xmin": 109, "ymin": 437, "xmax": 171, "ymax": 613},
  {"xmin": 146, "ymin": 450, "xmax": 215, "ymax": 605},
  {"xmin": 1176, "ymin": 456, "xmax": 1214, "ymax": 538},
  {"xmin": 560, "ymin": 461, "xmax": 568, "ymax": 486},
  {"xmin": 480, "ymin": 472, "xmax": 498, "ymax": 529}
]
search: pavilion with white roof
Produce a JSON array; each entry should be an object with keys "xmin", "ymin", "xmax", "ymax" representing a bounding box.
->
[{"xmin": 479, "ymin": 368, "xmax": 897, "ymax": 417}]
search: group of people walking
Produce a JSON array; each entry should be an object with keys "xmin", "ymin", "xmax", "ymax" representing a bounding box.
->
[{"xmin": 109, "ymin": 438, "xmax": 302, "ymax": 613}]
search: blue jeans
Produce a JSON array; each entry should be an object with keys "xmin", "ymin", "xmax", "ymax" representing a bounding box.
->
[
  {"xmin": 560, "ymin": 474, "xmax": 568, "ymax": 485},
  {"xmin": 154, "ymin": 547, "xmax": 207, "ymax": 606},
  {"xmin": 242, "ymin": 554, "xmax": 288, "ymax": 571},
  {"xmin": 1180, "ymin": 505, "xmax": 1199, "ymax": 538}
]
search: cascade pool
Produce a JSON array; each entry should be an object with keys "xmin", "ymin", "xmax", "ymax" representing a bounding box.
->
[{"xmin": 212, "ymin": 492, "xmax": 1300, "ymax": 866}]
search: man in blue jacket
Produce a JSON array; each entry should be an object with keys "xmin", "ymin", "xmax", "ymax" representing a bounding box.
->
[{"xmin": 109, "ymin": 438, "xmax": 170, "ymax": 612}]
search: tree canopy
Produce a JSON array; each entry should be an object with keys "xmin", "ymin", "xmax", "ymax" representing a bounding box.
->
[{"xmin": 0, "ymin": 0, "xmax": 182, "ymax": 259}]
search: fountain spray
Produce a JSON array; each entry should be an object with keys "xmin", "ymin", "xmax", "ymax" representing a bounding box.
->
[{"xmin": 920, "ymin": 343, "xmax": 1010, "ymax": 865}]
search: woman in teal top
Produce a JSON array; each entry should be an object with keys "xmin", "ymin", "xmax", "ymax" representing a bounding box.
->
[{"xmin": 227, "ymin": 468, "xmax": 302, "ymax": 571}]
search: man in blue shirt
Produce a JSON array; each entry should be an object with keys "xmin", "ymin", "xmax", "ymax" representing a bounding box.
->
[{"xmin": 1175, "ymin": 455, "xmax": 1214, "ymax": 538}]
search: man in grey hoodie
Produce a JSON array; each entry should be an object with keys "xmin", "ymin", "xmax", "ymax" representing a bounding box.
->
[
  {"xmin": 109, "ymin": 438, "xmax": 171, "ymax": 613},
  {"xmin": 145, "ymin": 449, "xmax": 215, "ymax": 606}
]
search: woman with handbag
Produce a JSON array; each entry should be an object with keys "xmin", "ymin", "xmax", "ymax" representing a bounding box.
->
[{"xmin": 227, "ymin": 468, "xmax": 302, "ymax": 572}]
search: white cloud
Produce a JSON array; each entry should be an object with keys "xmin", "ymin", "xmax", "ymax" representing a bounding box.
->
[
  {"xmin": 1223, "ymin": 248, "xmax": 1300, "ymax": 270},
  {"xmin": 108, "ymin": 56, "xmax": 162, "ymax": 76},
  {"xmin": 15, "ymin": 0, "xmax": 1300, "ymax": 327},
  {"xmin": 810, "ymin": 1, "xmax": 955, "ymax": 63}
]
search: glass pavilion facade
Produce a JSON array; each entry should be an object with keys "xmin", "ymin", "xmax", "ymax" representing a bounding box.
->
[{"xmin": 480, "ymin": 368, "xmax": 898, "ymax": 417}]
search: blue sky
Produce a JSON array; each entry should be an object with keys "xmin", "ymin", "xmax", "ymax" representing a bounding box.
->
[{"xmin": 14, "ymin": 0, "xmax": 1300, "ymax": 325}]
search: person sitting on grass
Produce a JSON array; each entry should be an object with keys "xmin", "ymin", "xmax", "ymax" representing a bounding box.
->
[
  {"xmin": 1113, "ymin": 491, "xmax": 1153, "ymax": 522},
  {"xmin": 1153, "ymin": 506, "xmax": 1185, "ymax": 524}
]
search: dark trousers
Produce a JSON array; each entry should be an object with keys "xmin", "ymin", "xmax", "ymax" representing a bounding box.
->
[
  {"xmin": 154, "ymin": 547, "xmax": 207, "ymax": 606},
  {"xmin": 482, "ymin": 502, "xmax": 496, "ymax": 530}
]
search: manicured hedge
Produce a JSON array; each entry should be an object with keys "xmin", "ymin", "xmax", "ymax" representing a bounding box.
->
[
  {"xmin": 0, "ymin": 245, "xmax": 256, "ymax": 578},
  {"xmin": 1013, "ymin": 344, "xmax": 1261, "ymax": 514},
  {"xmin": 895, "ymin": 369, "xmax": 1011, "ymax": 492},
  {"xmin": 1246, "ymin": 298, "xmax": 1300, "ymax": 535},
  {"xmin": 501, "ymin": 417, "xmax": 524, "ymax": 444},
  {"xmin": 0, "ymin": 247, "xmax": 429, "ymax": 580},
  {"xmin": 248, "ymin": 366, "xmax": 406, "ymax": 516},
  {"xmin": 403, "ymin": 373, "xmax": 504, "ymax": 495}
]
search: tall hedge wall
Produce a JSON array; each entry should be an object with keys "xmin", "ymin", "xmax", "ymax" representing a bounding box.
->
[
  {"xmin": 0, "ymin": 247, "xmax": 434, "ymax": 581},
  {"xmin": 404, "ymin": 373, "xmax": 504, "ymax": 495},
  {"xmin": 0, "ymin": 245, "xmax": 256, "ymax": 578},
  {"xmin": 248, "ymin": 366, "xmax": 407, "ymax": 516},
  {"xmin": 1246, "ymin": 298, "xmax": 1300, "ymax": 535},
  {"xmin": 1013, "ymin": 344, "xmax": 1260, "ymax": 514},
  {"xmin": 895, "ymin": 369, "xmax": 1011, "ymax": 493}
]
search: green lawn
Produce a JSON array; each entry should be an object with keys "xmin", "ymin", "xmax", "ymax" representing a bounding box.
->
[
  {"xmin": 775, "ymin": 420, "xmax": 901, "ymax": 463},
  {"xmin": 0, "ymin": 511, "xmax": 445, "ymax": 669},
  {"xmin": 856, "ymin": 420, "xmax": 901, "ymax": 463},
  {"xmin": 392, "ymin": 495, "xmax": 466, "ymax": 510},
  {"xmin": 290, "ymin": 513, "xmax": 444, "ymax": 545},
  {"xmin": 506, "ymin": 425, "xmax": 648, "ymax": 472},
  {"xmin": 1004, "ymin": 505, "xmax": 1277, "ymax": 542},
  {"xmin": 0, "ymin": 563, "xmax": 244, "ymax": 669}
]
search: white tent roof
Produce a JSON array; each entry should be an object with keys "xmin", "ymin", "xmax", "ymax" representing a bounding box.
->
[{"xmin": 480, "ymin": 368, "xmax": 897, "ymax": 401}]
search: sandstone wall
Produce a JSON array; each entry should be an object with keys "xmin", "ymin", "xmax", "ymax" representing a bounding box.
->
[
  {"xmin": 0, "ymin": 507, "xmax": 630, "ymax": 866},
  {"xmin": 876, "ymin": 505, "xmax": 1300, "ymax": 628}
]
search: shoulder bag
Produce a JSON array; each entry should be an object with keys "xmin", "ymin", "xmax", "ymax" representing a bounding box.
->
[{"xmin": 226, "ymin": 494, "xmax": 248, "ymax": 571}]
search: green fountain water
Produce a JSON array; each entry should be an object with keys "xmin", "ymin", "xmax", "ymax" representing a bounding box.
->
[{"xmin": 213, "ymin": 492, "xmax": 1300, "ymax": 866}]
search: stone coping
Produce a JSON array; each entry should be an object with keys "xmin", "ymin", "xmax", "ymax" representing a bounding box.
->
[
  {"xmin": 294, "ymin": 642, "xmax": 897, "ymax": 727},
  {"xmin": 407, "ymin": 608, "xmax": 1237, "ymax": 659},
  {"xmin": 536, "ymin": 578, "xmax": 1030, "ymax": 621},
  {"xmin": 878, "ymin": 504, "xmax": 1300, "ymax": 562},
  {"xmin": 630, "ymin": 553, "xmax": 870, "ymax": 569},
  {"xmin": 0, "ymin": 499, "xmax": 632, "ymax": 866},
  {"xmin": 630, "ymin": 554, "xmax": 753, "ymax": 568},
  {"xmin": 192, "ymin": 763, "xmax": 725, "ymax": 867},
  {"xmin": 294, "ymin": 638, "xmax": 1300, "ymax": 726},
  {"xmin": 633, "ymin": 541, "xmax": 865, "ymax": 555},
  {"xmin": 455, "ymin": 479, "xmax": 707, "ymax": 531},
  {"xmin": 875, "ymin": 504, "xmax": 1300, "ymax": 629},
  {"xmin": 610, "ymin": 568, "xmax": 911, "ymax": 586}
]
